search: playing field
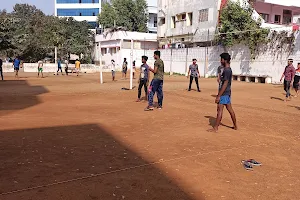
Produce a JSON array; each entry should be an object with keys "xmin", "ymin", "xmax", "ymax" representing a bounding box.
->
[{"xmin": 0, "ymin": 72, "xmax": 299, "ymax": 200}]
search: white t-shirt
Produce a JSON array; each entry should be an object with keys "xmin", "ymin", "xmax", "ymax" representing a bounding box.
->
[
  {"xmin": 38, "ymin": 61, "xmax": 43, "ymax": 68},
  {"xmin": 111, "ymin": 63, "xmax": 116, "ymax": 71}
]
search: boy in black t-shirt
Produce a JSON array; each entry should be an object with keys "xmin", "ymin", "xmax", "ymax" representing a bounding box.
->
[{"xmin": 209, "ymin": 53, "xmax": 237, "ymax": 133}]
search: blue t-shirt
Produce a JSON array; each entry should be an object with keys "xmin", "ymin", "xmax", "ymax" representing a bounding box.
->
[
  {"xmin": 140, "ymin": 63, "xmax": 149, "ymax": 80},
  {"xmin": 14, "ymin": 59, "xmax": 20, "ymax": 68},
  {"xmin": 58, "ymin": 60, "xmax": 61, "ymax": 68}
]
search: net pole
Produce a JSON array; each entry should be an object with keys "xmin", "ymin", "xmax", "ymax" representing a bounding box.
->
[{"xmin": 129, "ymin": 39, "xmax": 133, "ymax": 90}]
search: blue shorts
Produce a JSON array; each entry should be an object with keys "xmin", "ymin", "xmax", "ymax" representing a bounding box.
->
[
  {"xmin": 219, "ymin": 95, "xmax": 231, "ymax": 105},
  {"xmin": 14, "ymin": 67, "xmax": 19, "ymax": 71}
]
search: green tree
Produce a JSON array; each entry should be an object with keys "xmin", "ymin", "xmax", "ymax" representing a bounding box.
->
[
  {"xmin": 218, "ymin": 0, "xmax": 269, "ymax": 58},
  {"xmin": 98, "ymin": 0, "xmax": 148, "ymax": 32},
  {"xmin": 98, "ymin": 3, "xmax": 116, "ymax": 28}
]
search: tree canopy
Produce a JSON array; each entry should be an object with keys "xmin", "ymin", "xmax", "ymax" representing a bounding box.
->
[
  {"xmin": 98, "ymin": 0, "xmax": 148, "ymax": 32},
  {"xmin": 218, "ymin": 0, "xmax": 270, "ymax": 58},
  {"xmin": 0, "ymin": 4, "xmax": 94, "ymax": 63}
]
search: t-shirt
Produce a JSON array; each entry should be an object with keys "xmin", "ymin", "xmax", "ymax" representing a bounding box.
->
[
  {"xmin": 122, "ymin": 61, "xmax": 128, "ymax": 70},
  {"xmin": 58, "ymin": 60, "xmax": 61, "ymax": 68},
  {"xmin": 111, "ymin": 63, "xmax": 116, "ymax": 71},
  {"xmin": 189, "ymin": 64, "xmax": 199, "ymax": 77},
  {"xmin": 295, "ymin": 69, "xmax": 300, "ymax": 77},
  {"xmin": 219, "ymin": 67, "xmax": 232, "ymax": 96},
  {"xmin": 14, "ymin": 59, "xmax": 20, "ymax": 68},
  {"xmin": 140, "ymin": 63, "xmax": 149, "ymax": 80},
  {"xmin": 153, "ymin": 58, "xmax": 164, "ymax": 80},
  {"xmin": 75, "ymin": 61, "xmax": 81, "ymax": 69},
  {"xmin": 283, "ymin": 65, "xmax": 295, "ymax": 81},
  {"xmin": 0, "ymin": 59, "xmax": 2, "ymax": 68},
  {"xmin": 38, "ymin": 61, "xmax": 43, "ymax": 68},
  {"xmin": 65, "ymin": 60, "xmax": 69, "ymax": 68}
]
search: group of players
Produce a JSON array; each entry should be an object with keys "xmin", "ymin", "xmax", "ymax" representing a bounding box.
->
[{"xmin": 109, "ymin": 51, "xmax": 237, "ymax": 133}]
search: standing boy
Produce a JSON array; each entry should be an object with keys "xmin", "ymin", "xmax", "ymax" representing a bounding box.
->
[
  {"xmin": 145, "ymin": 51, "xmax": 164, "ymax": 111},
  {"xmin": 209, "ymin": 53, "xmax": 237, "ymax": 132},
  {"xmin": 187, "ymin": 59, "xmax": 201, "ymax": 92},
  {"xmin": 75, "ymin": 59, "xmax": 81, "ymax": 76},
  {"xmin": 136, "ymin": 56, "xmax": 150, "ymax": 102},
  {"xmin": 38, "ymin": 60, "xmax": 44, "ymax": 78},
  {"xmin": 111, "ymin": 59, "xmax": 116, "ymax": 81},
  {"xmin": 280, "ymin": 59, "xmax": 295, "ymax": 101},
  {"xmin": 56, "ymin": 58, "xmax": 63, "ymax": 75},
  {"xmin": 122, "ymin": 58, "xmax": 128, "ymax": 80},
  {"xmin": 13, "ymin": 56, "xmax": 21, "ymax": 78},
  {"xmin": 65, "ymin": 59, "xmax": 69, "ymax": 76}
]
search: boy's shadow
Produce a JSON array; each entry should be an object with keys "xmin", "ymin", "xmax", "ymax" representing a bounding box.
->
[{"xmin": 204, "ymin": 116, "xmax": 233, "ymax": 129}]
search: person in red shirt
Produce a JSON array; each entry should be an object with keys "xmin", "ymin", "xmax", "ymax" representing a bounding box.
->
[{"xmin": 280, "ymin": 59, "xmax": 296, "ymax": 102}]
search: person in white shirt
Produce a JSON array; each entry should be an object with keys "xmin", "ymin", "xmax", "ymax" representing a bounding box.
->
[{"xmin": 111, "ymin": 59, "xmax": 116, "ymax": 81}]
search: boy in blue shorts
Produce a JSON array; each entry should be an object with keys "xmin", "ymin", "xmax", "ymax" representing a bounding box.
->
[
  {"xmin": 209, "ymin": 53, "xmax": 237, "ymax": 132},
  {"xmin": 13, "ymin": 56, "xmax": 21, "ymax": 78}
]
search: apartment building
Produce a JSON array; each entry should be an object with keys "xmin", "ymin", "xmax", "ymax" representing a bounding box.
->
[
  {"xmin": 54, "ymin": 0, "xmax": 110, "ymax": 28},
  {"xmin": 157, "ymin": 0, "xmax": 220, "ymax": 47}
]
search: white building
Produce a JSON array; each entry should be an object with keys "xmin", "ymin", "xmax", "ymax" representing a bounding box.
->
[
  {"xmin": 147, "ymin": 0, "xmax": 158, "ymax": 33},
  {"xmin": 94, "ymin": 31, "xmax": 158, "ymax": 68},
  {"xmin": 54, "ymin": 0, "xmax": 107, "ymax": 28},
  {"xmin": 157, "ymin": 0, "xmax": 221, "ymax": 47}
]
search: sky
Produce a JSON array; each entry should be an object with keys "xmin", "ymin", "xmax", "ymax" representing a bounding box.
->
[{"xmin": 1, "ymin": 0, "xmax": 54, "ymax": 15}]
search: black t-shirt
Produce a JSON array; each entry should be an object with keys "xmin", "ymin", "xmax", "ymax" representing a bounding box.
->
[
  {"xmin": 219, "ymin": 67, "xmax": 232, "ymax": 96},
  {"xmin": 0, "ymin": 59, "xmax": 2, "ymax": 68}
]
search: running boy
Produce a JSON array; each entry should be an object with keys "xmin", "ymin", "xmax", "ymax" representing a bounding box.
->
[
  {"xmin": 209, "ymin": 53, "xmax": 237, "ymax": 132},
  {"xmin": 187, "ymin": 59, "xmax": 201, "ymax": 92},
  {"xmin": 145, "ymin": 51, "xmax": 164, "ymax": 111},
  {"xmin": 136, "ymin": 56, "xmax": 150, "ymax": 102},
  {"xmin": 293, "ymin": 63, "xmax": 300, "ymax": 97},
  {"xmin": 38, "ymin": 60, "xmax": 44, "ymax": 78},
  {"xmin": 57, "ymin": 58, "xmax": 63, "ymax": 75},
  {"xmin": 280, "ymin": 59, "xmax": 295, "ymax": 101}
]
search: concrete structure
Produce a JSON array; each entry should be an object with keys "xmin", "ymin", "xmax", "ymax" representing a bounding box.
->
[
  {"xmin": 54, "ymin": 0, "xmax": 106, "ymax": 28},
  {"xmin": 94, "ymin": 31, "xmax": 158, "ymax": 69},
  {"xmin": 157, "ymin": 0, "xmax": 221, "ymax": 47},
  {"xmin": 253, "ymin": 0, "xmax": 300, "ymax": 28},
  {"xmin": 147, "ymin": 0, "xmax": 158, "ymax": 33}
]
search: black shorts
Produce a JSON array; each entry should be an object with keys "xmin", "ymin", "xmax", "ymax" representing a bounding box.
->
[{"xmin": 293, "ymin": 76, "xmax": 300, "ymax": 89}]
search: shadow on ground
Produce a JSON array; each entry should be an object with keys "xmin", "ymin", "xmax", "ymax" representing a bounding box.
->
[
  {"xmin": 205, "ymin": 116, "xmax": 233, "ymax": 130},
  {"xmin": 288, "ymin": 105, "xmax": 300, "ymax": 110},
  {"xmin": 0, "ymin": 124, "xmax": 200, "ymax": 200},
  {"xmin": 0, "ymin": 80, "xmax": 48, "ymax": 113},
  {"xmin": 270, "ymin": 96, "xmax": 284, "ymax": 101}
]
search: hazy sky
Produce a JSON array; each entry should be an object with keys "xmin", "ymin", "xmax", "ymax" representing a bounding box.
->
[{"xmin": 1, "ymin": 0, "xmax": 54, "ymax": 15}]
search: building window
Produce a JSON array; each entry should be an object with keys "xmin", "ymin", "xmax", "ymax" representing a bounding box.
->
[
  {"xmin": 274, "ymin": 15, "xmax": 281, "ymax": 24},
  {"xmin": 56, "ymin": 0, "xmax": 99, "ymax": 3},
  {"xmin": 176, "ymin": 13, "xmax": 186, "ymax": 21},
  {"xmin": 259, "ymin": 13, "xmax": 269, "ymax": 22},
  {"xmin": 171, "ymin": 16, "xmax": 176, "ymax": 28},
  {"xmin": 187, "ymin": 12, "xmax": 193, "ymax": 26},
  {"xmin": 283, "ymin": 10, "xmax": 292, "ymax": 24},
  {"xmin": 57, "ymin": 8, "xmax": 99, "ymax": 16},
  {"xmin": 160, "ymin": 17, "xmax": 165, "ymax": 25},
  {"xmin": 154, "ymin": 17, "xmax": 157, "ymax": 27},
  {"xmin": 199, "ymin": 9, "xmax": 208, "ymax": 22}
]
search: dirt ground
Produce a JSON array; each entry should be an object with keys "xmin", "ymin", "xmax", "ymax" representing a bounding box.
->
[{"xmin": 0, "ymin": 72, "xmax": 299, "ymax": 200}]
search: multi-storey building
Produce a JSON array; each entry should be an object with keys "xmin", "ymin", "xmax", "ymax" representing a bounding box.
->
[{"xmin": 54, "ymin": 0, "xmax": 109, "ymax": 28}]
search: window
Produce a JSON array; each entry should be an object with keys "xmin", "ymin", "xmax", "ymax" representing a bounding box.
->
[
  {"xmin": 171, "ymin": 16, "xmax": 176, "ymax": 28},
  {"xmin": 274, "ymin": 15, "xmax": 281, "ymax": 24},
  {"xmin": 199, "ymin": 9, "xmax": 209, "ymax": 22},
  {"xmin": 187, "ymin": 12, "xmax": 193, "ymax": 26},
  {"xmin": 176, "ymin": 13, "xmax": 186, "ymax": 21},
  {"xmin": 160, "ymin": 17, "xmax": 165, "ymax": 25},
  {"xmin": 88, "ymin": 21, "xmax": 98, "ymax": 28},
  {"xmin": 57, "ymin": 8, "xmax": 99, "ymax": 16},
  {"xmin": 283, "ymin": 9, "xmax": 292, "ymax": 24},
  {"xmin": 259, "ymin": 13, "xmax": 269, "ymax": 22},
  {"xmin": 56, "ymin": 0, "xmax": 99, "ymax": 3},
  {"xmin": 154, "ymin": 17, "xmax": 157, "ymax": 27}
]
